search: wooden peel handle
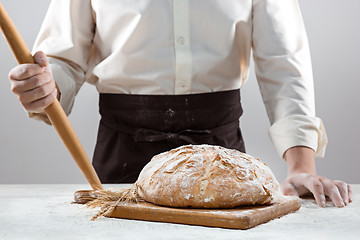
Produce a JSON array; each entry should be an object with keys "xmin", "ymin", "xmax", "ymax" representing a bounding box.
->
[
  {"xmin": 0, "ymin": 3, "xmax": 103, "ymax": 190},
  {"xmin": 44, "ymin": 102, "xmax": 103, "ymax": 190}
]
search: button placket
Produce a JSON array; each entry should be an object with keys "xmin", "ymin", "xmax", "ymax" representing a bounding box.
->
[
  {"xmin": 173, "ymin": 0, "xmax": 192, "ymax": 94},
  {"xmin": 177, "ymin": 36, "xmax": 185, "ymax": 45}
]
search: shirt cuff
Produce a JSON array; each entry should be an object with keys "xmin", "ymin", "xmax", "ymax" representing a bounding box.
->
[
  {"xmin": 268, "ymin": 115, "xmax": 328, "ymax": 159},
  {"xmin": 49, "ymin": 60, "xmax": 76, "ymax": 116},
  {"xmin": 28, "ymin": 111, "xmax": 52, "ymax": 125}
]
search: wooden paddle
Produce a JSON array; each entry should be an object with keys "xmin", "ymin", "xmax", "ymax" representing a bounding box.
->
[{"xmin": 0, "ymin": 3, "xmax": 103, "ymax": 191}]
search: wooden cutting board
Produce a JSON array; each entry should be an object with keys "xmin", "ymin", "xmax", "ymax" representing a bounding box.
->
[{"xmin": 106, "ymin": 196, "xmax": 300, "ymax": 229}]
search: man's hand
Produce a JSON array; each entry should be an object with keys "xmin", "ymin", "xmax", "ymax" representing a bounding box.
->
[
  {"xmin": 8, "ymin": 51, "xmax": 58, "ymax": 113},
  {"xmin": 281, "ymin": 146, "xmax": 352, "ymax": 207}
]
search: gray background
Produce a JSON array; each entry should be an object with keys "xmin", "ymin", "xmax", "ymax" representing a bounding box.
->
[{"xmin": 0, "ymin": 0, "xmax": 359, "ymax": 184}]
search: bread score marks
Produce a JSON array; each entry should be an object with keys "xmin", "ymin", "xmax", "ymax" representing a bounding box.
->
[{"xmin": 136, "ymin": 144, "xmax": 283, "ymax": 208}]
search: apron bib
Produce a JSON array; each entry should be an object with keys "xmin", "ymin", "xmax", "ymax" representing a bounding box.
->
[{"xmin": 93, "ymin": 89, "xmax": 245, "ymax": 183}]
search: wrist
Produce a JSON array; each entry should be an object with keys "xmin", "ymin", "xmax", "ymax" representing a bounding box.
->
[{"xmin": 284, "ymin": 146, "xmax": 316, "ymax": 177}]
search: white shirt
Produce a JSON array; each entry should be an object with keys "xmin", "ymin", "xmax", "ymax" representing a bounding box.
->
[{"xmin": 32, "ymin": 0, "xmax": 327, "ymax": 159}]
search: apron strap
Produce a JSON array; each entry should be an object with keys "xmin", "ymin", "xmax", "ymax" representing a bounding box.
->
[{"xmin": 100, "ymin": 117, "xmax": 239, "ymax": 145}]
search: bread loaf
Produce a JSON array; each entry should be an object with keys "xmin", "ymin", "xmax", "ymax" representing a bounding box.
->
[{"xmin": 136, "ymin": 144, "xmax": 282, "ymax": 208}]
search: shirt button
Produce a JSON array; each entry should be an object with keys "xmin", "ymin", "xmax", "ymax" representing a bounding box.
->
[{"xmin": 177, "ymin": 36, "xmax": 185, "ymax": 45}]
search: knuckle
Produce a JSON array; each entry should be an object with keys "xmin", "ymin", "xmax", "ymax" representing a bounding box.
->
[
  {"xmin": 335, "ymin": 182, "xmax": 346, "ymax": 190},
  {"xmin": 318, "ymin": 176, "xmax": 326, "ymax": 181},
  {"xmin": 51, "ymin": 89, "xmax": 58, "ymax": 99},
  {"xmin": 305, "ymin": 174, "xmax": 314, "ymax": 181},
  {"xmin": 338, "ymin": 181, "xmax": 347, "ymax": 189},
  {"xmin": 38, "ymin": 87, "xmax": 47, "ymax": 96},
  {"xmin": 50, "ymin": 92, "xmax": 56, "ymax": 101},
  {"xmin": 36, "ymin": 73, "xmax": 50, "ymax": 86},
  {"xmin": 38, "ymin": 72, "xmax": 47, "ymax": 83},
  {"xmin": 8, "ymin": 71, "xmax": 14, "ymax": 80},
  {"xmin": 21, "ymin": 65, "xmax": 32, "ymax": 76},
  {"xmin": 11, "ymin": 84, "xmax": 18, "ymax": 93},
  {"xmin": 331, "ymin": 185, "xmax": 339, "ymax": 193},
  {"xmin": 8, "ymin": 66, "xmax": 20, "ymax": 80},
  {"xmin": 283, "ymin": 188, "xmax": 293, "ymax": 195},
  {"xmin": 312, "ymin": 180, "xmax": 323, "ymax": 190},
  {"xmin": 33, "ymin": 78, "xmax": 43, "ymax": 88},
  {"xmin": 43, "ymin": 96, "xmax": 52, "ymax": 107},
  {"xmin": 306, "ymin": 175, "xmax": 315, "ymax": 183},
  {"xmin": 47, "ymin": 93, "xmax": 55, "ymax": 103},
  {"xmin": 49, "ymin": 79, "xmax": 56, "ymax": 88},
  {"xmin": 29, "ymin": 101, "xmax": 44, "ymax": 113},
  {"xmin": 281, "ymin": 185, "xmax": 289, "ymax": 193}
]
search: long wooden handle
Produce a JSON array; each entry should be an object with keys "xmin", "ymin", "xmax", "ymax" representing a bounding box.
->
[{"xmin": 0, "ymin": 3, "xmax": 103, "ymax": 190}]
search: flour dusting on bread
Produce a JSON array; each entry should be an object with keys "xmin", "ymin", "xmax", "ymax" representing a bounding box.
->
[{"xmin": 137, "ymin": 144, "xmax": 283, "ymax": 208}]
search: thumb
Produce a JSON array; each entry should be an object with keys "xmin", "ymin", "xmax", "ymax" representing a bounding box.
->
[
  {"xmin": 33, "ymin": 51, "xmax": 49, "ymax": 68},
  {"xmin": 281, "ymin": 181, "xmax": 299, "ymax": 197}
]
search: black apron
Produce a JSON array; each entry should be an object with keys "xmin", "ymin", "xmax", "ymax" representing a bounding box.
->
[{"xmin": 92, "ymin": 89, "xmax": 245, "ymax": 183}]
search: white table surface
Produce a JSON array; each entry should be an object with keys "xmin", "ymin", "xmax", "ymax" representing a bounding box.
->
[{"xmin": 0, "ymin": 184, "xmax": 359, "ymax": 240}]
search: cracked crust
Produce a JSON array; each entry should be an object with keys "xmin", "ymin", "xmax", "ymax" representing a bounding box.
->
[{"xmin": 136, "ymin": 144, "xmax": 282, "ymax": 208}]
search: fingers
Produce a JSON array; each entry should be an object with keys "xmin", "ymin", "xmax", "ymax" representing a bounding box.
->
[
  {"xmin": 8, "ymin": 51, "xmax": 56, "ymax": 113},
  {"xmin": 348, "ymin": 185, "xmax": 353, "ymax": 203},
  {"xmin": 8, "ymin": 51, "xmax": 50, "ymax": 82},
  {"xmin": 320, "ymin": 178, "xmax": 345, "ymax": 208},
  {"xmin": 33, "ymin": 51, "xmax": 49, "ymax": 68},
  {"xmin": 9, "ymin": 63, "xmax": 45, "ymax": 81},
  {"xmin": 334, "ymin": 180, "xmax": 349, "ymax": 206},
  {"xmin": 11, "ymin": 71, "xmax": 52, "ymax": 94},
  {"xmin": 305, "ymin": 176, "xmax": 326, "ymax": 207},
  {"xmin": 284, "ymin": 174, "xmax": 352, "ymax": 208},
  {"xmin": 18, "ymin": 78, "xmax": 56, "ymax": 104},
  {"xmin": 22, "ymin": 88, "xmax": 58, "ymax": 113}
]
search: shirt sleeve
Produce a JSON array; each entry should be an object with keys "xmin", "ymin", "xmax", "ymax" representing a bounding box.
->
[
  {"xmin": 30, "ymin": 0, "xmax": 95, "ymax": 121},
  {"xmin": 251, "ymin": 0, "xmax": 327, "ymax": 159}
]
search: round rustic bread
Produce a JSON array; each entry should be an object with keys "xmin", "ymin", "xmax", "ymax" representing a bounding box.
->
[{"xmin": 136, "ymin": 144, "xmax": 282, "ymax": 208}]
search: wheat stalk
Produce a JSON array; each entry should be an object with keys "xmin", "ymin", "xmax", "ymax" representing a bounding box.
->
[{"xmin": 85, "ymin": 183, "xmax": 142, "ymax": 220}]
